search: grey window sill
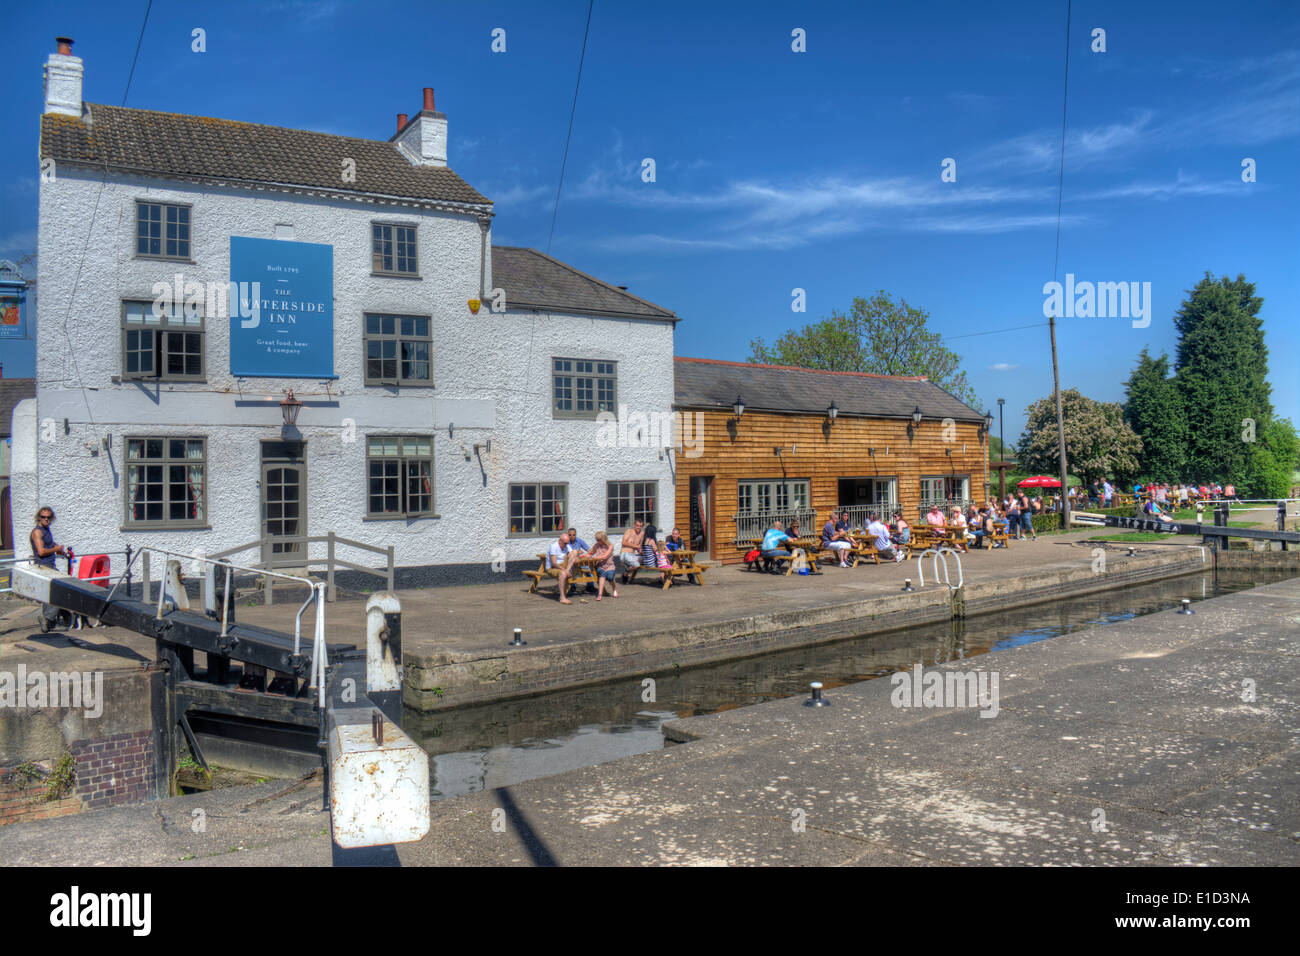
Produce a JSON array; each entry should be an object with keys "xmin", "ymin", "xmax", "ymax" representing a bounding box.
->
[
  {"xmin": 119, "ymin": 525, "xmax": 213, "ymax": 532},
  {"xmin": 363, "ymin": 514, "xmax": 440, "ymax": 521},
  {"xmin": 133, "ymin": 255, "xmax": 196, "ymax": 264},
  {"xmin": 371, "ymin": 272, "xmax": 422, "ymax": 280}
]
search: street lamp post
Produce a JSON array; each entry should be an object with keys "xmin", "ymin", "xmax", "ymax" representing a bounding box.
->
[{"xmin": 997, "ymin": 398, "xmax": 1005, "ymax": 498}]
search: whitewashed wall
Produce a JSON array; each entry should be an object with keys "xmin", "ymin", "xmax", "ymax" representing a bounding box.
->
[{"xmin": 34, "ymin": 168, "xmax": 675, "ymax": 569}]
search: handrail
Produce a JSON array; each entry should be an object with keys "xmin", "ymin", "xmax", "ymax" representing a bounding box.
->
[
  {"xmin": 207, "ymin": 531, "xmax": 394, "ymax": 603},
  {"xmin": 917, "ymin": 547, "xmax": 963, "ymax": 590}
]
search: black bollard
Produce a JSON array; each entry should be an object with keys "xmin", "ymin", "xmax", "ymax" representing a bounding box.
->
[
  {"xmin": 1178, "ymin": 599, "xmax": 1195, "ymax": 615},
  {"xmin": 803, "ymin": 681, "xmax": 830, "ymax": 707},
  {"xmin": 509, "ymin": 627, "xmax": 526, "ymax": 647}
]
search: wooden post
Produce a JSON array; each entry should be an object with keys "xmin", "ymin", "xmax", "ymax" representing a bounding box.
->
[
  {"xmin": 386, "ymin": 545, "xmax": 395, "ymax": 592},
  {"xmin": 141, "ymin": 551, "xmax": 151, "ymax": 603},
  {"xmin": 327, "ymin": 531, "xmax": 336, "ymax": 602}
]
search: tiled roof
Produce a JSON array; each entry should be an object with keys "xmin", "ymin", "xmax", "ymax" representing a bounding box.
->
[
  {"xmin": 40, "ymin": 104, "xmax": 491, "ymax": 207},
  {"xmin": 674, "ymin": 357, "xmax": 985, "ymax": 421},
  {"xmin": 1, "ymin": 378, "xmax": 36, "ymax": 438},
  {"xmin": 491, "ymin": 246, "xmax": 677, "ymax": 322}
]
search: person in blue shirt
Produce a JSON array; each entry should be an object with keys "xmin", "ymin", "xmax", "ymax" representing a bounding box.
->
[
  {"xmin": 760, "ymin": 521, "xmax": 792, "ymax": 573},
  {"xmin": 30, "ymin": 506, "xmax": 68, "ymax": 631}
]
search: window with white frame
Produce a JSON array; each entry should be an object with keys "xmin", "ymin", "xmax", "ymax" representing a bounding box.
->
[{"xmin": 737, "ymin": 479, "xmax": 810, "ymax": 514}]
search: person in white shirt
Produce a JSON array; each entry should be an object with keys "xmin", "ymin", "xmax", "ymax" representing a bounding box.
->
[
  {"xmin": 867, "ymin": 514, "xmax": 902, "ymax": 562},
  {"xmin": 548, "ymin": 533, "xmax": 580, "ymax": 605}
]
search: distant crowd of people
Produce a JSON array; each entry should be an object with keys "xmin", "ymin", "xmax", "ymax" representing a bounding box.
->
[{"xmin": 544, "ymin": 519, "xmax": 694, "ymax": 602}]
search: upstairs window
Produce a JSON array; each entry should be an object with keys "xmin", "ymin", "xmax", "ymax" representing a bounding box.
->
[
  {"xmin": 364, "ymin": 314, "xmax": 432, "ymax": 385},
  {"xmin": 552, "ymin": 358, "xmax": 616, "ymax": 420},
  {"xmin": 371, "ymin": 223, "xmax": 418, "ymax": 276},
  {"xmin": 136, "ymin": 201, "xmax": 191, "ymax": 260},
  {"xmin": 367, "ymin": 436, "xmax": 434, "ymax": 518},
  {"xmin": 121, "ymin": 300, "xmax": 205, "ymax": 381}
]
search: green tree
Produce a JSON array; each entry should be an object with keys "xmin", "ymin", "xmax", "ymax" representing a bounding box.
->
[
  {"xmin": 749, "ymin": 291, "xmax": 980, "ymax": 407},
  {"xmin": 1123, "ymin": 348, "xmax": 1186, "ymax": 480},
  {"xmin": 1017, "ymin": 388, "xmax": 1143, "ymax": 483},
  {"xmin": 1242, "ymin": 418, "xmax": 1300, "ymax": 498},
  {"xmin": 988, "ymin": 436, "xmax": 1017, "ymax": 463},
  {"xmin": 1173, "ymin": 273, "xmax": 1271, "ymax": 482}
]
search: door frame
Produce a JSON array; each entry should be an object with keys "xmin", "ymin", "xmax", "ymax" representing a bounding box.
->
[{"xmin": 259, "ymin": 440, "xmax": 306, "ymax": 563}]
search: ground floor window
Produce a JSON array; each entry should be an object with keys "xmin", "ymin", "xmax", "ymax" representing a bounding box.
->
[
  {"xmin": 509, "ymin": 482, "xmax": 568, "ymax": 537},
  {"xmin": 607, "ymin": 480, "xmax": 658, "ymax": 531},
  {"xmin": 367, "ymin": 436, "xmax": 434, "ymax": 517},
  {"xmin": 125, "ymin": 437, "xmax": 206, "ymax": 527},
  {"xmin": 737, "ymin": 478, "xmax": 810, "ymax": 514},
  {"xmin": 920, "ymin": 475, "xmax": 970, "ymax": 507}
]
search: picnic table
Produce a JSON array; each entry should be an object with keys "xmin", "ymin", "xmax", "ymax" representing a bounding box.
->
[
  {"xmin": 523, "ymin": 552, "xmax": 599, "ymax": 594},
  {"xmin": 662, "ymin": 548, "xmax": 711, "ymax": 588},
  {"xmin": 744, "ymin": 538, "xmax": 823, "ymax": 575}
]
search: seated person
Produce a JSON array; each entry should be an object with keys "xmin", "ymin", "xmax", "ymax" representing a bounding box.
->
[
  {"xmin": 590, "ymin": 531, "xmax": 618, "ymax": 600},
  {"xmin": 949, "ymin": 507, "xmax": 971, "ymax": 552},
  {"xmin": 891, "ymin": 512, "xmax": 911, "ymax": 546},
  {"xmin": 655, "ymin": 539, "xmax": 676, "ymax": 588},
  {"xmin": 925, "ymin": 505, "xmax": 947, "ymax": 536},
  {"xmin": 835, "ymin": 510, "xmax": 854, "ymax": 534},
  {"xmin": 867, "ymin": 513, "xmax": 903, "ymax": 563},
  {"xmin": 1143, "ymin": 498, "xmax": 1175, "ymax": 524},
  {"xmin": 665, "ymin": 527, "xmax": 687, "ymax": 551},
  {"xmin": 641, "ymin": 523, "xmax": 661, "ymax": 573},
  {"xmin": 760, "ymin": 521, "xmax": 793, "ymax": 573},
  {"xmin": 547, "ymin": 532, "xmax": 579, "ymax": 604},
  {"xmin": 822, "ymin": 515, "xmax": 855, "ymax": 567},
  {"xmin": 620, "ymin": 519, "xmax": 645, "ymax": 582},
  {"xmin": 970, "ymin": 508, "xmax": 988, "ymax": 548}
]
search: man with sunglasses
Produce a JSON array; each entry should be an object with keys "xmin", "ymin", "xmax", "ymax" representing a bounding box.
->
[{"xmin": 30, "ymin": 507, "xmax": 68, "ymax": 632}]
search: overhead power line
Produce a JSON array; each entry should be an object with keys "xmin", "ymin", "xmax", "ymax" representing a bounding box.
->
[{"xmin": 546, "ymin": 0, "xmax": 595, "ymax": 254}]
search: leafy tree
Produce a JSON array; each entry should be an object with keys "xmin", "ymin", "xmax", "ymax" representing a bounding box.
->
[
  {"xmin": 1123, "ymin": 348, "xmax": 1186, "ymax": 480},
  {"xmin": 1173, "ymin": 273, "xmax": 1271, "ymax": 482},
  {"xmin": 1242, "ymin": 418, "xmax": 1300, "ymax": 498},
  {"xmin": 749, "ymin": 291, "xmax": 980, "ymax": 407},
  {"xmin": 988, "ymin": 436, "xmax": 1017, "ymax": 463},
  {"xmin": 1017, "ymin": 388, "xmax": 1142, "ymax": 483}
]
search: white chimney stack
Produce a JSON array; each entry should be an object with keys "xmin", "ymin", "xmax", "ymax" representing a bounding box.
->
[
  {"xmin": 44, "ymin": 37, "xmax": 83, "ymax": 117},
  {"xmin": 392, "ymin": 87, "xmax": 448, "ymax": 168}
]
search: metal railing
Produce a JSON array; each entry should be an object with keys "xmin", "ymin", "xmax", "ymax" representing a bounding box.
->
[
  {"xmin": 918, "ymin": 498, "xmax": 976, "ymax": 519},
  {"xmin": 210, "ymin": 531, "xmax": 395, "ymax": 603},
  {"xmin": 98, "ymin": 546, "xmax": 330, "ymax": 709},
  {"xmin": 0, "ymin": 554, "xmax": 34, "ymax": 594},
  {"xmin": 917, "ymin": 547, "xmax": 964, "ymax": 590},
  {"xmin": 834, "ymin": 503, "xmax": 898, "ymax": 530},
  {"xmin": 733, "ymin": 508, "xmax": 818, "ymax": 545}
]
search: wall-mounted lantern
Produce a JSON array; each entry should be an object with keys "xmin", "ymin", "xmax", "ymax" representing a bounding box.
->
[
  {"xmin": 827, "ymin": 401, "xmax": 838, "ymax": 424},
  {"xmin": 732, "ymin": 395, "xmax": 745, "ymax": 420},
  {"xmin": 982, "ymin": 409, "xmax": 994, "ymax": 438},
  {"xmin": 907, "ymin": 405, "xmax": 923, "ymax": 441},
  {"xmin": 280, "ymin": 389, "xmax": 303, "ymax": 426}
]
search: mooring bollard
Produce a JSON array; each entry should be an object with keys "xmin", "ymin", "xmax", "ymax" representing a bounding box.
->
[
  {"xmin": 509, "ymin": 627, "xmax": 526, "ymax": 647},
  {"xmin": 902, "ymin": 578, "xmax": 914, "ymax": 592},
  {"xmin": 365, "ymin": 592, "xmax": 402, "ymax": 723},
  {"xmin": 803, "ymin": 681, "xmax": 830, "ymax": 707},
  {"xmin": 1179, "ymin": 599, "xmax": 1195, "ymax": 615}
]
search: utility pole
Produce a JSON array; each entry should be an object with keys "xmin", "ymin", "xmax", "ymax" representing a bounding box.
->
[{"xmin": 997, "ymin": 398, "xmax": 1006, "ymax": 499}]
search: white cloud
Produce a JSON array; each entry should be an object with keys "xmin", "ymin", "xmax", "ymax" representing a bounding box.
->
[{"xmin": 989, "ymin": 362, "xmax": 1019, "ymax": 372}]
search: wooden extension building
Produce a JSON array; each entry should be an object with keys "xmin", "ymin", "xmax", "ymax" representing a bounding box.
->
[{"xmin": 672, "ymin": 357, "xmax": 992, "ymax": 563}]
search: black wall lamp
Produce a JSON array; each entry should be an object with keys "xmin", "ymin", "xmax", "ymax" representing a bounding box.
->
[
  {"xmin": 280, "ymin": 389, "xmax": 302, "ymax": 426},
  {"xmin": 827, "ymin": 401, "xmax": 838, "ymax": 424},
  {"xmin": 907, "ymin": 405, "xmax": 922, "ymax": 440},
  {"xmin": 732, "ymin": 395, "xmax": 745, "ymax": 420},
  {"xmin": 981, "ymin": 409, "xmax": 994, "ymax": 438}
]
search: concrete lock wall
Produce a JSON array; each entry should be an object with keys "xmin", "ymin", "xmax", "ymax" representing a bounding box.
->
[
  {"xmin": 0, "ymin": 668, "xmax": 158, "ymax": 825},
  {"xmin": 34, "ymin": 167, "xmax": 675, "ymax": 571}
]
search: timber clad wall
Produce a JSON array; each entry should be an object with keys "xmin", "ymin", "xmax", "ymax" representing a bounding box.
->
[{"xmin": 674, "ymin": 410, "xmax": 989, "ymax": 563}]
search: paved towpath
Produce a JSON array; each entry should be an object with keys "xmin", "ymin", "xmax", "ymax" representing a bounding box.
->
[{"xmin": 3, "ymin": 576, "xmax": 1295, "ymax": 866}]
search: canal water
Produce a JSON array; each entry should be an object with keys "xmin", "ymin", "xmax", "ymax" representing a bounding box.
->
[{"xmin": 405, "ymin": 568, "xmax": 1292, "ymax": 800}]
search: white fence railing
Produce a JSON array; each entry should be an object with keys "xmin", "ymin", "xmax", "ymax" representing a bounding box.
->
[{"xmin": 733, "ymin": 508, "xmax": 819, "ymax": 545}]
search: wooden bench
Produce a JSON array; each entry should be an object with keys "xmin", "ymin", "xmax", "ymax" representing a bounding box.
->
[
  {"xmin": 986, "ymin": 526, "xmax": 1012, "ymax": 549},
  {"xmin": 523, "ymin": 553, "xmax": 598, "ymax": 594},
  {"xmin": 663, "ymin": 549, "xmax": 710, "ymax": 588}
]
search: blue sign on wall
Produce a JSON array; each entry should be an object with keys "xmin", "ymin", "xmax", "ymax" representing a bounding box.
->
[
  {"xmin": 0, "ymin": 260, "xmax": 28, "ymax": 340},
  {"xmin": 229, "ymin": 237, "xmax": 334, "ymax": 378}
]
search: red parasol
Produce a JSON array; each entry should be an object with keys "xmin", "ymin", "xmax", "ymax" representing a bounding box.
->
[{"xmin": 1017, "ymin": 476, "xmax": 1062, "ymax": 488}]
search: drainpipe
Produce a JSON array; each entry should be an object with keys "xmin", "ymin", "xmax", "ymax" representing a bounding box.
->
[{"xmin": 478, "ymin": 219, "xmax": 488, "ymax": 302}]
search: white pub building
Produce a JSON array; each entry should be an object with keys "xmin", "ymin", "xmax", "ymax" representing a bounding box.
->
[{"xmin": 13, "ymin": 38, "xmax": 678, "ymax": 584}]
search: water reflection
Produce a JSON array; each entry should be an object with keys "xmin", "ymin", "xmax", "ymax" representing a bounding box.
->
[{"xmin": 406, "ymin": 569, "xmax": 1288, "ymax": 800}]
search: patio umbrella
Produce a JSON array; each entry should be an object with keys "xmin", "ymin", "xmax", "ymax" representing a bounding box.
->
[{"xmin": 1018, "ymin": 476, "xmax": 1062, "ymax": 488}]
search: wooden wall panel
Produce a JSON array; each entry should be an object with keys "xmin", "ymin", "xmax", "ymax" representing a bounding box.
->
[{"xmin": 674, "ymin": 410, "xmax": 990, "ymax": 563}]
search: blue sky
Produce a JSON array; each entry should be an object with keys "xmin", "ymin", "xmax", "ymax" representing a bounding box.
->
[{"xmin": 2, "ymin": 0, "xmax": 1297, "ymax": 446}]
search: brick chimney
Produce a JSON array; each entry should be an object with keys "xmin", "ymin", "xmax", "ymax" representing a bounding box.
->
[
  {"xmin": 391, "ymin": 87, "xmax": 448, "ymax": 168},
  {"xmin": 44, "ymin": 37, "xmax": 83, "ymax": 117}
]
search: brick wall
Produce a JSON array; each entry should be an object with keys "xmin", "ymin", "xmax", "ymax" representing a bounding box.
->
[
  {"xmin": 0, "ymin": 764, "xmax": 82, "ymax": 825},
  {"xmin": 71, "ymin": 730, "xmax": 155, "ymax": 811}
]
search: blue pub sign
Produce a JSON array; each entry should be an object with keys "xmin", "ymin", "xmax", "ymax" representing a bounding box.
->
[
  {"xmin": 229, "ymin": 237, "xmax": 334, "ymax": 377},
  {"xmin": 0, "ymin": 260, "xmax": 29, "ymax": 340}
]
